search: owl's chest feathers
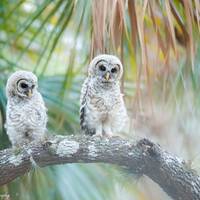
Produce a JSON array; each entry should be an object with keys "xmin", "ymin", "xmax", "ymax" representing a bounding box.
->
[
  {"xmin": 88, "ymin": 81, "xmax": 121, "ymax": 113},
  {"xmin": 7, "ymin": 93, "xmax": 46, "ymax": 128},
  {"xmin": 9, "ymin": 94, "xmax": 44, "ymax": 111}
]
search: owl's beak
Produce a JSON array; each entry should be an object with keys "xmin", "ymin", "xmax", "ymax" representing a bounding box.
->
[
  {"xmin": 28, "ymin": 90, "xmax": 32, "ymax": 97},
  {"xmin": 104, "ymin": 72, "xmax": 110, "ymax": 81},
  {"xmin": 26, "ymin": 89, "xmax": 33, "ymax": 97}
]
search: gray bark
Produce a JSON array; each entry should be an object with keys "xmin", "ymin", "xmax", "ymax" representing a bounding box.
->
[{"xmin": 0, "ymin": 135, "xmax": 199, "ymax": 200}]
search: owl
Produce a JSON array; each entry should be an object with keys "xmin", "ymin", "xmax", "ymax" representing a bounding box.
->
[
  {"xmin": 5, "ymin": 70, "xmax": 47, "ymax": 147},
  {"xmin": 80, "ymin": 54, "xmax": 128, "ymax": 137}
]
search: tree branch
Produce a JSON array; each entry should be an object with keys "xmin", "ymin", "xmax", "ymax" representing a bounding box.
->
[{"xmin": 0, "ymin": 135, "xmax": 199, "ymax": 200}]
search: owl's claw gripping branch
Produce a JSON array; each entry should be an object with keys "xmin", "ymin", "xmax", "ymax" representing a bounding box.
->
[{"xmin": 0, "ymin": 135, "xmax": 200, "ymax": 200}]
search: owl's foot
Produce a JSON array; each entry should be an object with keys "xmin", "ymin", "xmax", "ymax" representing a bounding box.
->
[
  {"xmin": 103, "ymin": 125, "xmax": 113, "ymax": 137},
  {"xmin": 104, "ymin": 132, "xmax": 113, "ymax": 138},
  {"xmin": 40, "ymin": 135, "xmax": 49, "ymax": 146},
  {"xmin": 94, "ymin": 132, "xmax": 103, "ymax": 138},
  {"xmin": 95, "ymin": 125, "xmax": 103, "ymax": 137}
]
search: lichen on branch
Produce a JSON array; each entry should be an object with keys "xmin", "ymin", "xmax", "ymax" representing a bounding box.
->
[{"xmin": 0, "ymin": 135, "xmax": 199, "ymax": 200}]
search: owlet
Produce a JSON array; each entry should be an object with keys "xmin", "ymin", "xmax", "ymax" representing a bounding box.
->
[
  {"xmin": 80, "ymin": 54, "xmax": 128, "ymax": 137},
  {"xmin": 5, "ymin": 70, "xmax": 47, "ymax": 147}
]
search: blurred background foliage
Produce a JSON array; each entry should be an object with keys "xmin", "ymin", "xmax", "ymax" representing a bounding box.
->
[{"xmin": 0, "ymin": 0, "xmax": 200, "ymax": 199}]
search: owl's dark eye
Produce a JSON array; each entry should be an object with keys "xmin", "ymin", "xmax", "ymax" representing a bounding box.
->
[
  {"xmin": 111, "ymin": 67, "xmax": 117, "ymax": 73},
  {"xmin": 99, "ymin": 65, "xmax": 106, "ymax": 71},
  {"xmin": 20, "ymin": 83, "xmax": 28, "ymax": 89}
]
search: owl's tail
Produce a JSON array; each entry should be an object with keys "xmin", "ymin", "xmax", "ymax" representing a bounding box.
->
[{"xmin": 80, "ymin": 105, "xmax": 95, "ymax": 136}]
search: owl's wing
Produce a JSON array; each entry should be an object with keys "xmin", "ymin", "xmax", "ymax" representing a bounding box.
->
[{"xmin": 80, "ymin": 78, "xmax": 95, "ymax": 135}]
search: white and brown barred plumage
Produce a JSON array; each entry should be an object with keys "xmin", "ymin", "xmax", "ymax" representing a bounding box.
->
[
  {"xmin": 5, "ymin": 70, "xmax": 47, "ymax": 147},
  {"xmin": 80, "ymin": 54, "xmax": 128, "ymax": 136}
]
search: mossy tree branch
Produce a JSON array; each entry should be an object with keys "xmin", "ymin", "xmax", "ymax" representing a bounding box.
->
[{"xmin": 0, "ymin": 135, "xmax": 199, "ymax": 200}]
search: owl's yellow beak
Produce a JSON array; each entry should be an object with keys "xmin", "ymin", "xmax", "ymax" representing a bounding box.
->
[
  {"xmin": 105, "ymin": 72, "xmax": 110, "ymax": 81},
  {"xmin": 27, "ymin": 89, "xmax": 33, "ymax": 97}
]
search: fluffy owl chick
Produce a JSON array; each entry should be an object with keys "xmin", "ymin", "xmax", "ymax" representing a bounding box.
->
[
  {"xmin": 80, "ymin": 54, "xmax": 128, "ymax": 137},
  {"xmin": 5, "ymin": 70, "xmax": 47, "ymax": 147}
]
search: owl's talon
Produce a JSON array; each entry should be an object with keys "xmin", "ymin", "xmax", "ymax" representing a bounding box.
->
[
  {"xmin": 104, "ymin": 133, "xmax": 113, "ymax": 138},
  {"xmin": 43, "ymin": 141, "xmax": 52, "ymax": 148},
  {"xmin": 94, "ymin": 133, "xmax": 103, "ymax": 138}
]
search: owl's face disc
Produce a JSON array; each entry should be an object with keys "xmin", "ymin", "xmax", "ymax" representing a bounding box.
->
[
  {"xmin": 89, "ymin": 54, "xmax": 123, "ymax": 84},
  {"xmin": 6, "ymin": 70, "xmax": 38, "ymax": 99},
  {"xmin": 16, "ymin": 78, "xmax": 36, "ymax": 98}
]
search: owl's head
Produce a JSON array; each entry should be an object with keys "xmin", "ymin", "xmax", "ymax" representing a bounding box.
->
[
  {"xmin": 6, "ymin": 70, "xmax": 38, "ymax": 99},
  {"xmin": 88, "ymin": 54, "xmax": 123, "ymax": 83}
]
